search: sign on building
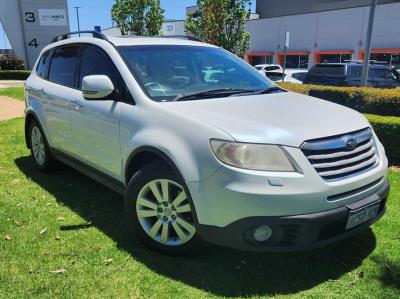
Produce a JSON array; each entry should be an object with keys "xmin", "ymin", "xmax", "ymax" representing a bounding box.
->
[{"xmin": 0, "ymin": 0, "xmax": 70, "ymax": 69}]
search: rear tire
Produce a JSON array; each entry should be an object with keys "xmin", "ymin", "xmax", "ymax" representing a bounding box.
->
[
  {"xmin": 125, "ymin": 161, "xmax": 203, "ymax": 255},
  {"xmin": 29, "ymin": 120, "xmax": 54, "ymax": 171}
]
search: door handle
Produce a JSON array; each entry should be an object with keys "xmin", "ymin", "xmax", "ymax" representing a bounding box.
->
[{"xmin": 71, "ymin": 99, "xmax": 84, "ymax": 110}]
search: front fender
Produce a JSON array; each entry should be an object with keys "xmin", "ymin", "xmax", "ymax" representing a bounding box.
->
[{"xmin": 122, "ymin": 127, "xmax": 223, "ymax": 183}]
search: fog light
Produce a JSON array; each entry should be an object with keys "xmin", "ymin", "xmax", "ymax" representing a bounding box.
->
[{"xmin": 253, "ymin": 225, "xmax": 272, "ymax": 242}]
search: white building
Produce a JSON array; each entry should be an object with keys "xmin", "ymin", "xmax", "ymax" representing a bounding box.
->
[
  {"xmin": 0, "ymin": 0, "xmax": 69, "ymax": 69},
  {"xmin": 245, "ymin": 0, "xmax": 400, "ymax": 69}
]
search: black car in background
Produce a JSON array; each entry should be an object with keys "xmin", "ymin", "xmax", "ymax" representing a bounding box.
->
[{"xmin": 304, "ymin": 62, "xmax": 400, "ymax": 88}]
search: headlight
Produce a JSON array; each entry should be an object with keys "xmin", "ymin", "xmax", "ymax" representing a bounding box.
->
[{"xmin": 210, "ymin": 139, "xmax": 299, "ymax": 172}]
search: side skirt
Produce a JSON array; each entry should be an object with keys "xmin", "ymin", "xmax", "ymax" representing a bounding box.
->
[{"xmin": 51, "ymin": 148, "xmax": 126, "ymax": 196}]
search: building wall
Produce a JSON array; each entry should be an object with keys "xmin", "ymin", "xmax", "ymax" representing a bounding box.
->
[
  {"xmin": 256, "ymin": 0, "xmax": 399, "ymax": 19},
  {"xmin": 247, "ymin": 2, "xmax": 400, "ymax": 68},
  {"xmin": 0, "ymin": 0, "xmax": 69, "ymax": 69}
]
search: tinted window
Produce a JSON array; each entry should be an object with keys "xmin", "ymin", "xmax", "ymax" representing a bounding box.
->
[
  {"xmin": 79, "ymin": 46, "xmax": 120, "ymax": 89},
  {"xmin": 36, "ymin": 50, "xmax": 51, "ymax": 79},
  {"xmin": 79, "ymin": 46, "xmax": 133, "ymax": 103},
  {"xmin": 285, "ymin": 55, "xmax": 309, "ymax": 69},
  {"xmin": 308, "ymin": 65, "xmax": 345, "ymax": 76},
  {"xmin": 373, "ymin": 69, "xmax": 386, "ymax": 79},
  {"xmin": 292, "ymin": 72, "xmax": 306, "ymax": 81},
  {"xmin": 348, "ymin": 65, "xmax": 374, "ymax": 78},
  {"xmin": 265, "ymin": 66, "xmax": 280, "ymax": 71},
  {"xmin": 48, "ymin": 46, "xmax": 80, "ymax": 88}
]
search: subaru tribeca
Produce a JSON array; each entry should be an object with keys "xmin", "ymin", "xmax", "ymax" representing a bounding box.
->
[{"xmin": 24, "ymin": 32, "xmax": 389, "ymax": 254}]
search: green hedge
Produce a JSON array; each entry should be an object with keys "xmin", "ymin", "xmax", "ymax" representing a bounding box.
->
[
  {"xmin": 366, "ymin": 114, "xmax": 400, "ymax": 165},
  {"xmin": 279, "ymin": 83, "xmax": 400, "ymax": 117},
  {"xmin": 0, "ymin": 56, "xmax": 25, "ymax": 70},
  {"xmin": 0, "ymin": 70, "xmax": 31, "ymax": 80}
]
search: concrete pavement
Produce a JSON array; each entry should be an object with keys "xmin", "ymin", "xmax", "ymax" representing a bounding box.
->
[
  {"xmin": 0, "ymin": 96, "xmax": 25, "ymax": 121},
  {"xmin": 0, "ymin": 80, "xmax": 25, "ymax": 88}
]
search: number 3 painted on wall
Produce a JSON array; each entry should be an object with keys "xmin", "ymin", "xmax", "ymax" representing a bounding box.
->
[{"xmin": 25, "ymin": 12, "xmax": 35, "ymax": 22}]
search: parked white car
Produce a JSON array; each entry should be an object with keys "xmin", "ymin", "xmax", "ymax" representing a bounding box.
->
[
  {"xmin": 25, "ymin": 31, "xmax": 389, "ymax": 254},
  {"xmin": 254, "ymin": 64, "xmax": 283, "ymax": 75},
  {"xmin": 263, "ymin": 69, "xmax": 308, "ymax": 84}
]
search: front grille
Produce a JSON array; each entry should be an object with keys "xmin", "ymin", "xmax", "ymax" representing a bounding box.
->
[{"xmin": 301, "ymin": 128, "xmax": 378, "ymax": 180}]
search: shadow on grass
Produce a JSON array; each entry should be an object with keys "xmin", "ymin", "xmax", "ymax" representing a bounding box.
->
[
  {"xmin": 371, "ymin": 256, "xmax": 400, "ymax": 290},
  {"xmin": 16, "ymin": 156, "xmax": 382, "ymax": 297}
]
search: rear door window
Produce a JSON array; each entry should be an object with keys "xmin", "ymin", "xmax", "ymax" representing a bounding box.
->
[{"xmin": 48, "ymin": 46, "xmax": 80, "ymax": 88}]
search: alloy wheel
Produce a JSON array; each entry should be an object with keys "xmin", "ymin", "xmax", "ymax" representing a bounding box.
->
[
  {"xmin": 136, "ymin": 179, "xmax": 196, "ymax": 246},
  {"xmin": 31, "ymin": 126, "xmax": 46, "ymax": 166}
]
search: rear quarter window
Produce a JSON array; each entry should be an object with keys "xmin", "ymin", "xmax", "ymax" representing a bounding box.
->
[{"xmin": 36, "ymin": 50, "xmax": 51, "ymax": 79}]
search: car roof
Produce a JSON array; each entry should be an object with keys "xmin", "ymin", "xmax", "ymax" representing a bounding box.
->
[
  {"xmin": 314, "ymin": 62, "xmax": 389, "ymax": 69},
  {"xmin": 255, "ymin": 64, "xmax": 280, "ymax": 67}
]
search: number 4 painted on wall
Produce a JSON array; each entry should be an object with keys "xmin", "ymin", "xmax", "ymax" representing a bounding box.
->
[{"xmin": 28, "ymin": 39, "xmax": 38, "ymax": 48}]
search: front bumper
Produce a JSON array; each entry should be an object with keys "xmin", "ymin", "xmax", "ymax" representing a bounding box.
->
[{"xmin": 197, "ymin": 179, "xmax": 389, "ymax": 252}]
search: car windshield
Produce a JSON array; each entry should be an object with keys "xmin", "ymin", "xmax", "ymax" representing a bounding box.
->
[
  {"xmin": 118, "ymin": 45, "xmax": 275, "ymax": 101},
  {"xmin": 255, "ymin": 66, "xmax": 263, "ymax": 70}
]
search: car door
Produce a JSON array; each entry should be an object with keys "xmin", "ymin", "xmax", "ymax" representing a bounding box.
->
[
  {"xmin": 43, "ymin": 45, "xmax": 81, "ymax": 153},
  {"xmin": 70, "ymin": 45, "xmax": 126, "ymax": 179}
]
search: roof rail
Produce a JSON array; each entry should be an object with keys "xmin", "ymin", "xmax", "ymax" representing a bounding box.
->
[
  {"xmin": 51, "ymin": 31, "xmax": 109, "ymax": 43},
  {"xmin": 162, "ymin": 35, "xmax": 205, "ymax": 43},
  {"xmin": 343, "ymin": 59, "xmax": 389, "ymax": 65}
]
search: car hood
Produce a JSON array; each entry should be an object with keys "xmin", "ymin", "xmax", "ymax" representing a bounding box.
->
[{"xmin": 163, "ymin": 92, "xmax": 370, "ymax": 147}]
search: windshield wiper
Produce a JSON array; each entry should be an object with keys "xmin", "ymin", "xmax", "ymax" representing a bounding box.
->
[
  {"xmin": 254, "ymin": 86, "xmax": 285, "ymax": 95},
  {"xmin": 173, "ymin": 88, "xmax": 255, "ymax": 102}
]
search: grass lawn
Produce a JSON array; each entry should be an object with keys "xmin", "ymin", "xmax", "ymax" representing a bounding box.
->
[
  {"xmin": 0, "ymin": 118, "xmax": 399, "ymax": 298},
  {"xmin": 0, "ymin": 87, "xmax": 24, "ymax": 101}
]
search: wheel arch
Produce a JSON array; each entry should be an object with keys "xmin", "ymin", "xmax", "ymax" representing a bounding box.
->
[
  {"xmin": 124, "ymin": 146, "xmax": 200, "ymax": 225},
  {"xmin": 25, "ymin": 111, "xmax": 41, "ymax": 149},
  {"xmin": 124, "ymin": 146, "xmax": 186, "ymax": 186}
]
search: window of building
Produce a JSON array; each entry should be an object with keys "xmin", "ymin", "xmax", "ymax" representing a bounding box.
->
[
  {"xmin": 251, "ymin": 55, "xmax": 273, "ymax": 66},
  {"xmin": 369, "ymin": 52, "xmax": 400, "ymax": 69},
  {"xmin": 392, "ymin": 53, "xmax": 400, "ymax": 69},
  {"xmin": 48, "ymin": 46, "xmax": 80, "ymax": 88},
  {"xmin": 370, "ymin": 53, "xmax": 391, "ymax": 65},
  {"xmin": 284, "ymin": 55, "xmax": 309, "ymax": 69},
  {"xmin": 320, "ymin": 54, "xmax": 352, "ymax": 63}
]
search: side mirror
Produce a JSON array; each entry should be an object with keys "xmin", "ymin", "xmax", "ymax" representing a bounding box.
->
[{"xmin": 82, "ymin": 75, "xmax": 114, "ymax": 100}]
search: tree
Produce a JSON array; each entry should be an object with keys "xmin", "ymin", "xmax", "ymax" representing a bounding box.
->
[
  {"xmin": 185, "ymin": 0, "xmax": 251, "ymax": 56},
  {"xmin": 111, "ymin": 0, "xmax": 164, "ymax": 36}
]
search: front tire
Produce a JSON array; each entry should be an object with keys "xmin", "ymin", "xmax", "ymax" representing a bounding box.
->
[
  {"xmin": 29, "ymin": 120, "xmax": 53, "ymax": 171},
  {"xmin": 125, "ymin": 161, "xmax": 202, "ymax": 254}
]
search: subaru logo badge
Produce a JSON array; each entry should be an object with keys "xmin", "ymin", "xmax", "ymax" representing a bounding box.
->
[{"xmin": 346, "ymin": 138, "xmax": 358, "ymax": 150}]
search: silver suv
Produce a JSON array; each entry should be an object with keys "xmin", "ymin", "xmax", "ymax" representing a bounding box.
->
[{"xmin": 25, "ymin": 32, "xmax": 389, "ymax": 254}]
